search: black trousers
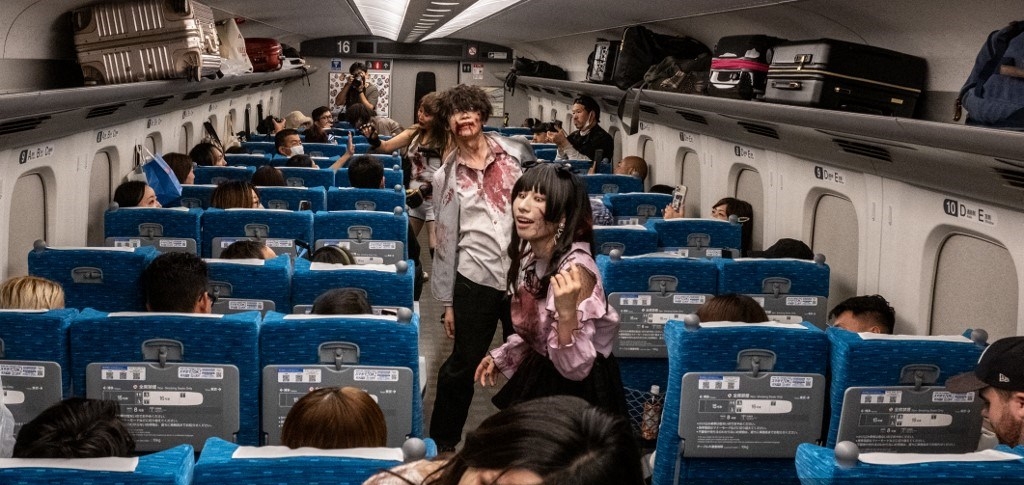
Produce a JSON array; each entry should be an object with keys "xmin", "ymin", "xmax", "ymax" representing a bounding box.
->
[{"xmin": 429, "ymin": 273, "xmax": 512, "ymax": 447}]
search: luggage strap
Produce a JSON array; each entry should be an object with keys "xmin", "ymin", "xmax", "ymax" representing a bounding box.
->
[{"xmin": 617, "ymin": 81, "xmax": 647, "ymax": 136}]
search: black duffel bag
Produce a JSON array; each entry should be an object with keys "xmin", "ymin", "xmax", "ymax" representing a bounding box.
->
[
  {"xmin": 612, "ymin": 25, "xmax": 710, "ymax": 90},
  {"xmin": 505, "ymin": 57, "xmax": 568, "ymax": 95}
]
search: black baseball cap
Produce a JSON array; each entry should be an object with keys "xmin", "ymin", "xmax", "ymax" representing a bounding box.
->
[
  {"xmin": 946, "ymin": 336, "xmax": 1024, "ymax": 393},
  {"xmin": 748, "ymin": 238, "xmax": 814, "ymax": 260}
]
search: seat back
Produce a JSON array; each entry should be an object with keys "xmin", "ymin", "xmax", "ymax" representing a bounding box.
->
[
  {"xmin": 206, "ymin": 255, "xmax": 292, "ymax": 314},
  {"xmin": 257, "ymin": 186, "xmax": 326, "ymax": 211},
  {"xmin": 716, "ymin": 258, "xmax": 830, "ymax": 327},
  {"xmin": 27, "ymin": 244, "xmax": 160, "ymax": 312},
  {"xmin": 0, "ymin": 444, "xmax": 194, "ymax": 485},
  {"xmin": 335, "ymin": 167, "xmax": 404, "ymax": 189},
  {"xmin": 104, "ymin": 207, "xmax": 202, "ymax": 254},
  {"xmin": 593, "ymin": 226, "xmax": 659, "ymax": 256},
  {"xmin": 225, "ymin": 153, "xmax": 271, "ymax": 167},
  {"xmin": 0, "ymin": 309, "xmax": 76, "ymax": 428},
  {"xmin": 648, "ymin": 218, "xmax": 742, "ymax": 257},
  {"xmin": 313, "ymin": 210, "xmax": 408, "ymax": 263},
  {"xmin": 241, "ymin": 141, "xmax": 277, "ymax": 154},
  {"xmin": 582, "ymin": 174, "xmax": 644, "ymax": 195},
  {"xmin": 499, "ymin": 127, "xmax": 532, "ymax": 136},
  {"xmin": 291, "ymin": 258, "xmax": 414, "ymax": 310},
  {"xmin": 795, "ymin": 443, "xmax": 1024, "ymax": 484},
  {"xmin": 603, "ymin": 193, "xmax": 672, "ymax": 224},
  {"xmin": 201, "ymin": 208, "xmax": 314, "ymax": 258},
  {"xmin": 304, "ymin": 143, "xmax": 353, "ymax": 158},
  {"xmin": 180, "ymin": 184, "xmax": 217, "ymax": 209},
  {"xmin": 278, "ymin": 167, "xmax": 336, "ymax": 188},
  {"xmin": 194, "ymin": 166, "xmax": 255, "ymax": 185},
  {"xmin": 534, "ymin": 147, "xmax": 557, "ymax": 160},
  {"xmin": 327, "ymin": 186, "xmax": 405, "ymax": 212},
  {"xmin": 69, "ymin": 309, "xmax": 262, "ymax": 448}
]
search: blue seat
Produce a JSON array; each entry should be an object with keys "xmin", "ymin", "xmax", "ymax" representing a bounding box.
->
[
  {"xmin": 240, "ymin": 141, "xmax": 277, "ymax": 155},
  {"xmin": 653, "ymin": 320, "xmax": 829, "ymax": 485},
  {"xmin": 193, "ymin": 165, "xmax": 255, "ymax": 185},
  {"xmin": 309, "ymin": 155, "xmax": 344, "ymax": 169},
  {"xmin": 180, "ymin": 184, "xmax": 216, "ymax": 209},
  {"xmin": 367, "ymin": 153, "xmax": 402, "ymax": 169},
  {"xmin": 534, "ymin": 147, "xmax": 558, "ymax": 160},
  {"xmin": 648, "ymin": 218, "xmax": 743, "ymax": 255},
  {"xmin": 0, "ymin": 309, "xmax": 76, "ymax": 426},
  {"xmin": 499, "ymin": 127, "xmax": 532, "ymax": 136},
  {"xmin": 593, "ymin": 225, "xmax": 659, "ymax": 255},
  {"xmin": 795, "ymin": 443, "xmax": 1024, "ymax": 484},
  {"xmin": 0, "ymin": 444, "xmax": 194, "ymax": 485},
  {"xmin": 69, "ymin": 309, "xmax": 262, "ymax": 448},
  {"xmin": 28, "ymin": 243, "xmax": 159, "ymax": 312},
  {"xmin": 201, "ymin": 209, "xmax": 314, "ymax": 258},
  {"xmin": 716, "ymin": 257, "xmax": 831, "ymax": 327},
  {"xmin": 482, "ymin": 125, "xmax": 500, "ymax": 132},
  {"xmin": 530, "ymin": 142, "xmax": 557, "ymax": 151},
  {"xmin": 335, "ymin": 167, "xmax": 404, "ymax": 188},
  {"xmin": 582, "ymin": 174, "xmax": 644, "ymax": 195},
  {"xmin": 332, "ymin": 121, "xmax": 354, "ymax": 130},
  {"xmin": 563, "ymin": 158, "xmax": 611, "ymax": 174},
  {"xmin": 206, "ymin": 255, "xmax": 292, "ymax": 314},
  {"xmin": 313, "ymin": 209, "xmax": 408, "ymax": 262},
  {"xmin": 225, "ymin": 153, "xmax": 271, "ymax": 167},
  {"xmin": 278, "ymin": 167, "xmax": 336, "ymax": 188},
  {"xmin": 194, "ymin": 437, "xmax": 410, "ymax": 485},
  {"xmin": 603, "ymin": 193, "xmax": 672, "ymax": 224},
  {"xmin": 291, "ymin": 258, "xmax": 414, "ymax": 310},
  {"xmin": 257, "ymin": 186, "xmax": 327, "ymax": 211},
  {"xmin": 326, "ymin": 186, "xmax": 405, "ymax": 212},
  {"xmin": 303, "ymin": 143, "xmax": 349, "ymax": 158},
  {"xmin": 258, "ymin": 311, "xmax": 422, "ymax": 444},
  {"xmin": 104, "ymin": 207, "xmax": 203, "ymax": 254}
]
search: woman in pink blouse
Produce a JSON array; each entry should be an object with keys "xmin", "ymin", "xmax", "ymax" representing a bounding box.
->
[{"xmin": 475, "ymin": 163, "xmax": 626, "ymax": 415}]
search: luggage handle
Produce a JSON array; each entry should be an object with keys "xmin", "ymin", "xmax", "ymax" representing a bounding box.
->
[{"xmin": 771, "ymin": 80, "xmax": 803, "ymax": 90}]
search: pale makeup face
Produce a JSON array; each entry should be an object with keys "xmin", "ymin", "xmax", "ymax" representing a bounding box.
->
[
  {"xmin": 457, "ymin": 468, "xmax": 543, "ymax": 485},
  {"xmin": 140, "ymin": 185, "xmax": 161, "ymax": 208},
  {"xmin": 417, "ymin": 106, "xmax": 434, "ymax": 127},
  {"xmin": 449, "ymin": 110, "xmax": 483, "ymax": 140},
  {"xmin": 710, "ymin": 204, "xmax": 728, "ymax": 220},
  {"xmin": 513, "ymin": 189, "xmax": 558, "ymax": 243}
]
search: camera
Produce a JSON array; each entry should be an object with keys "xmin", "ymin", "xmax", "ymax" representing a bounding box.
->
[
  {"xmin": 406, "ymin": 182, "xmax": 433, "ymax": 209},
  {"xmin": 350, "ymin": 77, "xmax": 363, "ymax": 90}
]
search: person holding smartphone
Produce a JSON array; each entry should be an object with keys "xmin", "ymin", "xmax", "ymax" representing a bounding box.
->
[{"xmin": 550, "ymin": 95, "xmax": 613, "ymax": 162}]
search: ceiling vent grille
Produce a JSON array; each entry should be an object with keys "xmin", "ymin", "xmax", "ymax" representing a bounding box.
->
[
  {"xmin": 542, "ymin": 88, "xmax": 556, "ymax": 95},
  {"xmin": 994, "ymin": 168, "xmax": 1024, "ymax": 189},
  {"xmin": 0, "ymin": 116, "xmax": 50, "ymax": 136},
  {"xmin": 738, "ymin": 121, "xmax": 779, "ymax": 139},
  {"xmin": 603, "ymin": 97, "xmax": 620, "ymax": 107},
  {"xmin": 558, "ymin": 90, "xmax": 573, "ymax": 99},
  {"xmin": 248, "ymin": 83, "xmax": 263, "ymax": 89},
  {"xmin": 143, "ymin": 96, "xmax": 173, "ymax": 108},
  {"xmin": 183, "ymin": 91, "xmax": 205, "ymax": 100},
  {"xmin": 233, "ymin": 84, "xmax": 247, "ymax": 91},
  {"xmin": 639, "ymin": 105, "xmax": 659, "ymax": 115},
  {"xmin": 86, "ymin": 103, "xmax": 126, "ymax": 118},
  {"xmin": 676, "ymin": 110, "xmax": 707, "ymax": 125},
  {"xmin": 833, "ymin": 138, "xmax": 892, "ymax": 162},
  {"xmin": 210, "ymin": 87, "xmax": 231, "ymax": 95},
  {"xmin": 994, "ymin": 157, "xmax": 1024, "ymax": 170}
]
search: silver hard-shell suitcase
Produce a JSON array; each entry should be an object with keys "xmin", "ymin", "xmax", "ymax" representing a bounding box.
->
[{"xmin": 71, "ymin": 0, "xmax": 221, "ymax": 85}]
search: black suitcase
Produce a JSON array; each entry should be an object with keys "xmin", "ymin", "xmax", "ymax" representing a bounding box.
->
[
  {"xmin": 765, "ymin": 39, "xmax": 926, "ymax": 117},
  {"xmin": 587, "ymin": 39, "xmax": 620, "ymax": 83},
  {"xmin": 708, "ymin": 35, "xmax": 787, "ymax": 100}
]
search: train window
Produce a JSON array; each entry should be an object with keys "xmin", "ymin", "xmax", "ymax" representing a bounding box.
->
[
  {"xmin": 734, "ymin": 169, "xmax": 763, "ymax": 252},
  {"xmin": 207, "ymin": 115, "xmax": 217, "ymax": 140},
  {"xmin": 180, "ymin": 122, "xmax": 193, "ymax": 153},
  {"xmin": 225, "ymin": 109, "xmax": 236, "ymax": 139},
  {"xmin": 87, "ymin": 152, "xmax": 113, "ymax": 247},
  {"xmin": 550, "ymin": 108, "xmax": 558, "ymax": 124},
  {"xmin": 144, "ymin": 133, "xmax": 160, "ymax": 156},
  {"xmin": 679, "ymin": 150, "xmax": 701, "ymax": 218},
  {"xmin": 6, "ymin": 174, "xmax": 47, "ymax": 278},
  {"xmin": 930, "ymin": 234, "xmax": 1018, "ymax": 339},
  {"xmin": 811, "ymin": 194, "xmax": 858, "ymax": 311},
  {"xmin": 536, "ymin": 103, "xmax": 543, "ymax": 121}
]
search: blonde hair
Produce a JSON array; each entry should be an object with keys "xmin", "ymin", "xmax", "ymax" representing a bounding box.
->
[{"xmin": 0, "ymin": 276, "xmax": 65, "ymax": 310}]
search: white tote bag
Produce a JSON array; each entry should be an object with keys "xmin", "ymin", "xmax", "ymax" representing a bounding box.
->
[{"xmin": 216, "ymin": 18, "xmax": 254, "ymax": 76}]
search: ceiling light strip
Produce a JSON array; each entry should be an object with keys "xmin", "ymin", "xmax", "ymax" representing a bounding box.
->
[
  {"xmin": 420, "ymin": 0, "xmax": 521, "ymax": 41},
  {"xmin": 351, "ymin": 0, "xmax": 412, "ymax": 41}
]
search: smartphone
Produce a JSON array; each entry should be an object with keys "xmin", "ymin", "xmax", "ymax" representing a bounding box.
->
[{"xmin": 671, "ymin": 185, "xmax": 688, "ymax": 212}]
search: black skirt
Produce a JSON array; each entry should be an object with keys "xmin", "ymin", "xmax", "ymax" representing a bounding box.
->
[{"xmin": 492, "ymin": 349, "xmax": 628, "ymax": 419}]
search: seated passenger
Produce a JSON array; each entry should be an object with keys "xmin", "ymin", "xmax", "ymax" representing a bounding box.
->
[
  {"xmin": 664, "ymin": 196, "xmax": 754, "ymax": 255},
  {"xmin": 221, "ymin": 240, "xmax": 277, "ymax": 260},
  {"xmin": 827, "ymin": 295, "xmax": 895, "ymax": 334},
  {"xmin": 211, "ymin": 180, "xmax": 261, "ymax": 209},
  {"xmin": 140, "ymin": 252, "xmax": 212, "ymax": 313},
  {"xmin": 947, "ymin": 337, "xmax": 1024, "ymax": 446},
  {"xmin": 163, "ymin": 152, "xmax": 195, "ymax": 185},
  {"xmin": 364, "ymin": 395, "xmax": 643, "ymax": 484},
  {"xmin": 280, "ymin": 386, "xmax": 386, "ymax": 449},
  {"xmin": 310, "ymin": 245, "xmax": 356, "ymax": 265},
  {"xmin": 286, "ymin": 154, "xmax": 316, "ymax": 168},
  {"xmin": 13, "ymin": 398, "xmax": 135, "ymax": 458},
  {"xmin": 189, "ymin": 142, "xmax": 226, "ymax": 167},
  {"xmin": 283, "ymin": 110, "xmax": 313, "ymax": 131},
  {"xmin": 551, "ymin": 95, "xmax": 613, "ymax": 162},
  {"xmin": 0, "ymin": 275, "xmax": 64, "ymax": 310},
  {"xmin": 312, "ymin": 288, "xmax": 372, "ymax": 315},
  {"xmin": 608, "ymin": 155, "xmax": 648, "ymax": 181},
  {"xmin": 251, "ymin": 165, "xmax": 286, "ymax": 186},
  {"xmin": 275, "ymin": 128, "xmax": 304, "ymax": 158},
  {"xmin": 304, "ymin": 106, "xmax": 334, "ymax": 144},
  {"xmin": 348, "ymin": 155, "xmax": 385, "ymax": 189},
  {"xmin": 530, "ymin": 122, "xmax": 554, "ymax": 144},
  {"xmin": 695, "ymin": 293, "xmax": 768, "ymax": 323},
  {"xmin": 749, "ymin": 238, "xmax": 814, "ymax": 260},
  {"xmin": 113, "ymin": 180, "xmax": 161, "ymax": 208},
  {"xmin": 257, "ymin": 115, "xmax": 285, "ymax": 135}
]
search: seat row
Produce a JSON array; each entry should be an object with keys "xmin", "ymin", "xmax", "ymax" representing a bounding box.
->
[
  {"xmin": 176, "ymin": 184, "xmax": 405, "ymax": 212},
  {"xmin": 192, "ymin": 164, "xmax": 404, "ymax": 190},
  {"xmin": 224, "ymin": 152, "xmax": 402, "ymax": 170}
]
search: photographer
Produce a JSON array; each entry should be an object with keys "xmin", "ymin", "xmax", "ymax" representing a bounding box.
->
[{"xmin": 334, "ymin": 62, "xmax": 379, "ymax": 112}]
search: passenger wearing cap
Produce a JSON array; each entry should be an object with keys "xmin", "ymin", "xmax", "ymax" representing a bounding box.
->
[
  {"xmin": 947, "ymin": 337, "xmax": 1024, "ymax": 446},
  {"xmin": 827, "ymin": 295, "xmax": 895, "ymax": 334},
  {"xmin": 283, "ymin": 110, "xmax": 313, "ymax": 131}
]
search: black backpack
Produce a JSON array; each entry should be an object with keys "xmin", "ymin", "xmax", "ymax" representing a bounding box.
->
[
  {"xmin": 504, "ymin": 57, "xmax": 568, "ymax": 95},
  {"xmin": 955, "ymin": 21, "xmax": 1024, "ymax": 128}
]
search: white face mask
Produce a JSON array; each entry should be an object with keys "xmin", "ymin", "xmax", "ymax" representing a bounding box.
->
[{"xmin": 289, "ymin": 145, "xmax": 305, "ymax": 156}]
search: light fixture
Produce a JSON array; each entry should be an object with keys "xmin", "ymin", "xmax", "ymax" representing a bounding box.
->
[
  {"xmin": 352, "ymin": 0, "xmax": 412, "ymax": 41},
  {"xmin": 420, "ymin": 0, "xmax": 522, "ymax": 41}
]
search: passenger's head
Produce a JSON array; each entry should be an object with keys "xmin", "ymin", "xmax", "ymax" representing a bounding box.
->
[
  {"xmin": 345, "ymin": 103, "xmax": 375, "ymax": 128},
  {"xmin": 417, "ymin": 91, "xmax": 442, "ymax": 128},
  {"xmin": 189, "ymin": 142, "xmax": 225, "ymax": 167},
  {"xmin": 0, "ymin": 275, "xmax": 64, "ymax": 310},
  {"xmin": 140, "ymin": 252, "xmax": 211, "ymax": 313},
  {"xmin": 615, "ymin": 156, "xmax": 647, "ymax": 181},
  {"xmin": 750, "ymin": 238, "xmax": 814, "ymax": 260},
  {"xmin": 571, "ymin": 95, "xmax": 601, "ymax": 131},
  {"xmin": 531, "ymin": 122, "xmax": 552, "ymax": 144},
  {"xmin": 310, "ymin": 245, "xmax": 356, "ymax": 264},
  {"xmin": 349, "ymin": 62, "xmax": 367, "ymax": 77},
  {"xmin": 113, "ymin": 181, "xmax": 161, "ymax": 208},
  {"xmin": 211, "ymin": 180, "xmax": 261, "ymax": 209},
  {"xmin": 827, "ymin": 295, "xmax": 895, "ymax": 334},
  {"xmin": 947, "ymin": 337, "xmax": 1024, "ymax": 446},
  {"xmin": 348, "ymin": 156, "xmax": 385, "ymax": 188},
  {"xmin": 284, "ymin": 110, "xmax": 313, "ymax": 131},
  {"xmin": 252, "ymin": 165, "xmax": 286, "ymax": 186},
  {"xmin": 426, "ymin": 395, "xmax": 643, "ymax": 485},
  {"xmin": 695, "ymin": 293, "xmax": 768, "ymax": 323},
  {"xmin": 13, "ymin": 398, "xmax": 135, "ymax": 458},
  {"xmin": 285, "ymin": 154, "xmax": 316, "ymax": 168},
  {"xmin": 280, "ymin": 386, "xmax": 386, "ymax": 449},
  {"xmin": 312, "ymin": 106, "xmax": 333, "ymax": 129},
  {"xmin": 163, "ymin": 152, "xmax": 195, "ymax": 185},
  {"xmin": 312, "ymin": 288, "xmax": 372, "ymax": 315},
  {"xmin": 220, "ymin": 240, "xmax": 277, "ymax": 260},
  {"xmin": 711, "ymin": 197, "xmax": 754, "ymax": 255},
  {"xmin": 440, "ymin": 85, "xmax": 492, "ymax": 141},
  {"xmin": 275, "ymin": 128, "xmax": 303, "ymax": 157}
]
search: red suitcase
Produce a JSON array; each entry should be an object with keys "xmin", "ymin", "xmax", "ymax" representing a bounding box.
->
[{"xmin": 245, "ymin": 38, "xmax": 283, "ymax": 72}]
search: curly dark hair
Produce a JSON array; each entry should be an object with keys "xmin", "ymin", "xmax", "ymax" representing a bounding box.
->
[{"xmin": 438, "ymin": 84, "xmax": 493, "ymax": 126}]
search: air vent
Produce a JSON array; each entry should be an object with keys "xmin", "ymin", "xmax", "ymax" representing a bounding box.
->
[
  {"xmin": 558, "ymin": 90, "xmax": 573, "ymax": 99},
  {"xmin": 639, "ymin": 105, "xmax": 659, "ymax": 115},
  {"xmin": 249, "ymin": 83, "xmax": 263, "ymax": 89},
  {"xmin": 211, "ymin": 87, "xmax": 230, "ymax": 95},
  {"xmin": 603, "ymin": 97, "xmax": 620, "ymax": 107},
  {"xmin": 529, "ymin": 85, "xmax": 541, "ymax": 92},
  {"xmin": 0, "ymin": 116, "xmax": 50, "ymax": 136},
  {"xmin": 994, "ymin": 168, "xmax": 1024, "ymax": 189},
  {"xmin": 542, "ymin": 88, "xmax": 556, "ymax": 95},
  {"xmin": 86, "ymin": 103, "xmax": 126, "ymax": 118},
  {"xmin": 233, "ymin": 84, "xmax": 247, "ymax": 91},
  {"xmin": 994, "ymin": 157, "xmax": 1024, "ymax": 170},
  {"xmin": 738, "ymin": 121, "xmax": 779, "ymax": 139},
  {"xmin": 143, "ymin": 96, "xmax": 173, "ymax": 108},
  {"xmin": 183, "ymin": 91, "xmax": 205, "ymax": 100},
  {"xmin": 833, "ymin": 138, "xmax": 892, "ymax": 162},
  {"xmin": 676, "ymin": 110, "xmax": 707, "ymax": 125},
  {"xmin": 263, "ymin": 80, "xmax": 276, "ymax": 86}
]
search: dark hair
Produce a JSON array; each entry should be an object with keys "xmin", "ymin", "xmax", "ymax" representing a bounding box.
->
[
  {"xmin": 275, "ymin": 128, "xmax": 300, "ymax": 152},
  {"xmin": 221, "ymin": 240, "xmax": 270, "ymax": 259},
  {"xmin": 189, "ymin": 142, "xmax": 221, "ymax": 166},
  {"xmin": 348, "ymin": 155, "xmax": 384, "ymax": 189},
  {"xmin": 439, "ymin": 84, "xmax": 493, "ymax": 125},
  {"xmin": 573, "ymin": 95, "xmax": 601, "ymax": 118},
  {"xmin": 13, "ymin": 398, "xmax": 135, "ymax": 459},
  {"xmin": 649, "ymin": 184, "xmax": 674, "ymax": 195},
  {"xmin": 286, "ymin": 154, "xmax": 315, "ymax": 168},
  {"xmin": 252, "ymin": 165, "xmax": 286, "ymax": 186},
  {"xmin": 311, "ymin": 245, "xmax": 356, "ymax": 264},
  {"xmin": 507, "ymin": 164, "xmax": 593, "ymax": 297},
  {"xmin": 695, "ymin": 293, "xmax": 768, "ymax": 323},
  {"xmin": 305, "ymin": 106, "xmax": 332, "ymax": 143},
  {"xmin": 713, "ymin": 197, "xmax": 754, "ymax": 255},
  {"xmin": 257, "ymin": 115, "xmax": 282, "ymax": 135},
  {"xmin": 828, "ymin": 295, "xmax": 895, "ymax": 334},
  {"xmin": 349, "ymin": 62, "xmax": 366, "ymax": 75},
  {"xmin": 163, "ymin": 152, "xmax": 194, "ymax": 184},
  {"xmin": 141, "ymin": 252, "xmax": 209, "ymax": 312},
  {"xmin": 281, "ymin": 386, "xmax": 386, "ymax": 449},
  {"xmin": 312, "ymin": 288, "xmax": 372, "ymax": 315},
  {"xmin": 423, "ymin": 396, "xmax": 643, "ymax": 485},
  {"xmin": 211, "ymin": 180, "xmax": 259, "ymax": 209},
  {"xmin": 415, "ymin": 91, "xmax": 448, "ymax": 152},
  {"xmin": 113, "ymin": 181, "xmax": 147, "ymax": 207},
  {"xmin": 346, "ymin": 103, "xmax": 374, "ymax": 128}
]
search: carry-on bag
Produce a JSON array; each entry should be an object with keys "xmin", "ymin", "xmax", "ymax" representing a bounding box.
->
[
  {"xmin": 245, "ymin": 38, "xmax": 284, "ymax": 72},
  {"xmin": 587, "ymin": 39, "xmax": 621, "ymax": 83},
  {"xmin": 955, "ymin": 21, "xmax": 1024, "ymax": 128},
  {"xmin": 765, "ymin": 38, "xmax": 926, "ymax": 117},
  {"xmin": 71, "ymin": 0, "xmax": 221, "ymax": 85},
  {"xmin": 612, "ymin": 25, "xmax": 709, "ymax": 90},
  {"xmin": 708, "ymin": 35, "xmax": 787, "ymax": 100}
]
